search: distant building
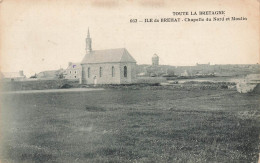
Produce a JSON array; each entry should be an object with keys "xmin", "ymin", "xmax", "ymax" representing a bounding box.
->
[
  {"xmin": 196, "ymin": 62, "xmax": 210, "ymax": 69},
  {"xmin": 196, "ymin": 62, "xmax": 210, "ymax": 66},
  {"xmin": 80, "ymin": 29, "xmax": 137, "ymax": 84},
  {"xmin": 180, "ymin": 70, "xmax": 191, "ymax": 77},
  {"xmin": 152, "ymin": 54, "xmax": 159, "ymax": 66},
  {"xmin": 65, "ymin": 62, "xmax": 81, "ymax": 79},
  {"xmin": 194, "ymin": 62, "xmax": 212, "ymax": 75},
  {"xmin": 145, "ymin": 66, "xmax": 165, "ymax": 77},
  {"xmin": 37, "ymin": 69, "xmax": 64, "ymax": 79},
  {"xmin": 2, "ymin": 71, "xmax": 26, "ymax": 81}
]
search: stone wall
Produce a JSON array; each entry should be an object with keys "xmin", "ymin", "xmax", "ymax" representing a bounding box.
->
[
  {"xmin": 81, "ymin": 62, "xmax": 136, "ymax": 84},
  {"xmin": 119, "ymin": 63, "xmax": 137, "ymax": 84},
  {"xmin": 82, "ymin": 63, "xmax": 121, "ymax": 84}
]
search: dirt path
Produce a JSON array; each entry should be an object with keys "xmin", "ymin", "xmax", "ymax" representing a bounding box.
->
[{"xmin": 1, "ymin": 88, "xmax": 104, "ymax": 94}]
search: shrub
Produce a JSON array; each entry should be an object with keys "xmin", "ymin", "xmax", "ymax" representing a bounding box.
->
[{"xmin": 60, "ymin": 83, "xmax": 73, "ymax": 89}]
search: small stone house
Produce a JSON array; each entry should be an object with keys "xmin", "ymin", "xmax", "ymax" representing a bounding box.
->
[{"xmin": 65, "ymin": 62, "xmax": 81, "ymax": 79}]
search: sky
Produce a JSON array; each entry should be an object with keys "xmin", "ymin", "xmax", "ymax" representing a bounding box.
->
[{"xmin": 0, "ymin": 0, "xmax": 259, "ymax": 77}]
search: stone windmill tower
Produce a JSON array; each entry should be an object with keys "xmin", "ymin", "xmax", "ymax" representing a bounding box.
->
[{"xmin": 152, "ymin": 54, "xmax": 159, "ymax": 66}]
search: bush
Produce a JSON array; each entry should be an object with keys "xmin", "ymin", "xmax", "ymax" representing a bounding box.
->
[
  {"xmin": 220, "ymin": 85, "xmax": 228, "ymax": 89},
  {"xmin": 60, "ymin": 84, "xmax": 73, "ymax": 89}
]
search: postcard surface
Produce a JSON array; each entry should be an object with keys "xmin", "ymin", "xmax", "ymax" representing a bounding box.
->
[{"xmin": 0, "ymin": 0, "xmax": 259, "ymax": 162}]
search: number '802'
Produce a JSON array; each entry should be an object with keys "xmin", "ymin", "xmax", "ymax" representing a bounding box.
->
[{"xmin": 130, "ymin": 19, "xmax": 137, "ymax": 23}]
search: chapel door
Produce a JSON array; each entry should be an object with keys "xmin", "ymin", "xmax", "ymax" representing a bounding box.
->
[{"xmin": 81, "ymin": 69, "xmax": 87, "ymax": 84}]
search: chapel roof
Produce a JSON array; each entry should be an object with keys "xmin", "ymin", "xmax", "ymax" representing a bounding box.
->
[{"xmin": 81, "ymin": 48, "xmax": 136, "ymax": 64}]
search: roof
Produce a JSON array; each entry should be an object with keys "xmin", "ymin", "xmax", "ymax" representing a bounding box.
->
[
  {"xmin": 2, "ymin": 72, "xmax": 25, "ymax": 78},
  {"xmin": 152, "ymin": 54, "xmax": 159, "ymax": 58},
  {"xmin": 67, "ymin": 63, "xmax": 81, "ymax": 69},
  {"xmin": 37, "ymin": 69, "xmax": 64, "ymax": 78},
  {"xmin": 37, "ymin": 70, "xmax": 57, "ymax": 78},
  {"xmin": 81, "ymin": 48, "xmax": 136, "ymax": 64}
]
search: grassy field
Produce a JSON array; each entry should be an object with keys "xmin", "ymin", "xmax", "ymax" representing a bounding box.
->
[{"xmin": 0, "ymin": 88, "xmax": 259, "ymax": 162}]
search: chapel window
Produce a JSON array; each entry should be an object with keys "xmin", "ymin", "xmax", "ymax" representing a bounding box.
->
[
  {"xmin": 124, "ymin": 66, "xmax": 127, "ymax": 77},
  {"xmin": 99, "ymin": 67, "xmax": 103, "ymax": 77},
  {"xmin": 112, "ymin": 66, "xmax": 115, "ymax": 77},
  {"xmin": 88, "ymin": 67, "xmax": 90, "ymax": 78}
]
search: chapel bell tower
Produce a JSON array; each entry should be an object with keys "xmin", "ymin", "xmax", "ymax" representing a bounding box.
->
[{"xmin": 86, "ymin": 28, "xmax": 92, "ymax": 54}]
